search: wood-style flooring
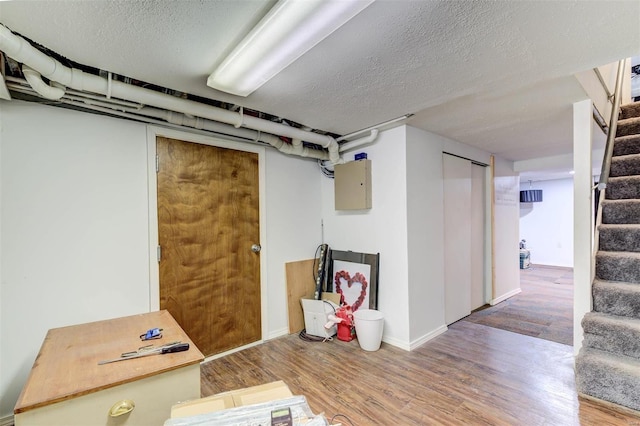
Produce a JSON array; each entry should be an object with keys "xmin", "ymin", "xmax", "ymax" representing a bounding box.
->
[
  {"xmin": 200, "ymin": 265, "xmax": 640, "ymax": 425},
  {"xmin": 464, "ymin": 265, "xmax": 574, "ymax": 346}
]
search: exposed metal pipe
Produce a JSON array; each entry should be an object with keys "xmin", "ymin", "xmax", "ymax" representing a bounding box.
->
[
  {"xmin": 593, "ymin": 67, "xmax": 613, "ymax": 101},
  {"xmin": 592, "ymin": 104, "xmax": 608, "ymax": 135},
  {"xmin": 137, "ymin": 106, "xmax": 329, "ymax": 160},
  {"xmin": 6, "ymin": 76, "xmax": 333, "ymax": 161},
  {"xmin": 597, "ymin": 58, "xmax": 627, "ymax": 190},
  {"xmin": 337, "ymin": 114, "xmax": 410, "ymax": 142},
  {"xmin": 57, "ymin": 98, "xmax": 270, "ymax": 146},
  {"xmin": 22, "ymin": 65, "xmax": 65, "ymax": 100},
  {"xmin": 6, "ymin": 75, "xmax": 143, "ymax": 108},
  {"xmin": 0, "ymin": 24, "xmax": 351, "ymax": 163},
  {"xmin": 65, "ymin": 87, "xmax": 143, "ymax": 109},
  {"xmin": 339, "ymin": 129, "xmax": 378, "ymax": 152}
]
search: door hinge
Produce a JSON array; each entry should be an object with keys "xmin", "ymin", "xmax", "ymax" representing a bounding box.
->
[
  {"xmin": 157, "ymin": 245, "xmax": 161, "ymax": 262},
  {"xmin": 156, "ymin": 155, "xmax": 159, "ymax": 173}
]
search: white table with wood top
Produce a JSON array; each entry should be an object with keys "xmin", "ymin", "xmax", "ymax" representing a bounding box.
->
[{"xmin": 14, "ymin": 310, "xmax": 204, "ymax": 425}]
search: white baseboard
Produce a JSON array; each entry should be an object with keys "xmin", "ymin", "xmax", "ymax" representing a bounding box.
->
[
  {"xmin": 380, "ymin": 335, "xmax": 411, "ymax": 351},
  {"xmin": 201, "ymin": 327, "xmax": 292, "ymax": 363},
  {"xmin": 202, "ymin": 340, "xmax": 264, "ymax": 363},
  {"xmin": 409, "ymin": 325, "xmax": 448, "ymax": 351},
  {"xmin": 201, "ymin": 325, "xmax": 448, "ymax": 360},
  {"xmin": 529, "ymin": 263, "xmax": 573, "ymax": 271},
  {"xmin": 0, "ymin": 413, "xmax": 14, "ymax": 426},
  {"xmin": 267, "ymin": 327, "xmax": 289, "ymax": 340},
  {"xmin": 380, "ymin": 325, "xmax": 449, "ymax": 352},
  {"xmin": 491, "ymin": 287, "xmax": 522, "ymax": 305}
]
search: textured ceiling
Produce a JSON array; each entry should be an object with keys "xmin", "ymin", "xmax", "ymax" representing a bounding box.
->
[{"xmin": 0, "ymin": 0, "xmax": 639, "ymax": 163}]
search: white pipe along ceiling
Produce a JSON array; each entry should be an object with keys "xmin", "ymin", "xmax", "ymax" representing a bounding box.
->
[{"xmin": 0, "ymin": 24, "xmax": 380, "ymax": 164}]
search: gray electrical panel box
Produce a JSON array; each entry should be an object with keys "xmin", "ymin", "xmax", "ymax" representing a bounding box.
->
[{"xmin": 334, "ymin": 159, "xmax": 372, "ymax": 210}]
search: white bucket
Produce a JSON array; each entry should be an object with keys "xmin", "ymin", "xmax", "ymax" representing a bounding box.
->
[{"xmin": 353, "ymin": 309, "xmax": 384, "ymax": 351}]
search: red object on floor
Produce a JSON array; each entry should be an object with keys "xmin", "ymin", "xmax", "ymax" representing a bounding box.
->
[{"xmin": 335, "ymin": 306, "xmax": 355, "ymax": 342}]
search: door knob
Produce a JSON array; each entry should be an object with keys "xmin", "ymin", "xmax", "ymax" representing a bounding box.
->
[{"xmin": 251, "ymin": 244, "xmax": 261, "ymax": 253}]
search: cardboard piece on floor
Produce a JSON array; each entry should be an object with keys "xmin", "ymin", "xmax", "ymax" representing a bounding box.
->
[
  {"xmin": 170, "ymin": 394, "xmax": 234, "ymax": 418},
  {"xmin": 231, "ymin": 381, "xmax": 293, "ymax": 407},
  {"xmin": 170, "ymin": 381, "xmax": 292, "ymax": 419}
]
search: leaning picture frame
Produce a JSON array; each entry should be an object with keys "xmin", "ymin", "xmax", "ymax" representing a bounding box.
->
[{"xmin": 327, "ymin": 250, "xmax": 380, "ymax": 311}]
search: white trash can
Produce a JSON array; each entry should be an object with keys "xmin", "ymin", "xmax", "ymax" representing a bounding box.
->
[{"xmin": 353, "ymin": 309, "xmax": 384, "ymax": 351}]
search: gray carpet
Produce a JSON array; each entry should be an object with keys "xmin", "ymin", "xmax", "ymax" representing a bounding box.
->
[{"xmin": 575, "ymin": 101, "xmax": 640, "ymax": 412}]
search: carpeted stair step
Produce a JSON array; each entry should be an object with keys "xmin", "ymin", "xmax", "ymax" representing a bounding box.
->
[
  {"xmin": 595, "ymin": 251, "xmax": 640, "ymax": 283},
  {"xmin": 599, "ymin": 224, "xmax": 640, "ymax": 252},
  {"xmin": 593, "ymin": 279, "xmax": 640, "ymax": 320},
  {"xmin": 620, "ymin": 102, "xmax": 640, "ymax": 120},
  {"xmin": 605, "ymin": 175, "xmax": 640, "ymax": 200},
  {"xmin": 575, "ymin": 347, "xmax": 640, "ymax": 411},
  {"xmin": 610, "ymin": 154, "xmax": 640, "ymax": 177},
  {"xmin": 601, "ymin": 199, "xmax": 640, "ymax": 224},
  {"xmin": 582, "ymin": 312, "xmax": 640, "ymax": 359},
  {"xmin": 612, "ymin": 134, "xmax": 640, "ymax": 157},
  {"xmin": 616, "ymin": 116, "xmax": 640, "ymax": 138}
]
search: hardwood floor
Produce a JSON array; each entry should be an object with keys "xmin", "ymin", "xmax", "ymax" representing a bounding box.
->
[
  {"xmin": 464, "ymin": 265, "xmax": 574, "ymax": 346},
  {"xmin": 200, "ymin": 321, "xmax": 640, "ymax": 425}
]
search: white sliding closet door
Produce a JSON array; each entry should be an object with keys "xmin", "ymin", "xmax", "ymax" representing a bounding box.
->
[
  {"xmin": 470, "ymin": 163, "xmax": 486, "ymax": 310},
  {"xmin": 443, "ymin": 154, "xmax": 472, "ymax": 325},
  {"xmin": 444, "ymin": 154, "xmax": 486, "ymax": 325}
]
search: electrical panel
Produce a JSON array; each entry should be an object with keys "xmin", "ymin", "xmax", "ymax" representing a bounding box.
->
[{"xmin": 334, "ymin": 159, "xmax": 372, "ymax": 210}]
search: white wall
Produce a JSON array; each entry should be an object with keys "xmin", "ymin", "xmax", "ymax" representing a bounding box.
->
[
  {"xmin": 321, "ymin": 126, "xmax": 411, "ymax": 347},
  {"xmin": 573, "ymin": 98, "xmax": 594, "ymax": 354},
  {"xmin": 0, "ymin": 103, "xmax": 524, "ymax": 416},
  {"xmin": 406, "ymin": 126, "xmax": 446, "ymax": 347},
  {"xmin": 404, "ymin": 127, "xmax": 493, "ymax": 347},
  {"xmin": 321, "ymin": 125, "xmax": 515, "ymax": 349},
  {"xmin": 1, "ymin": 102, "xmax": 150, "ymax": 417},
  {"xmin": 575, "ymin": 61, "xmax": 616, "ymax": 123},
  {"xmin": 519, "ymin": 178, "xmax": 574, "ymax": 267},
  {"xmin": 492, "ymin": 157, "xmax": 522, "ymax": 304},
  {"xmin": 263, "ymin": 148, "xmax": 323, "ymax": 338},
  {"xmin": 0, "ymin": 101, "xmax": 321, "ymax": 419}
]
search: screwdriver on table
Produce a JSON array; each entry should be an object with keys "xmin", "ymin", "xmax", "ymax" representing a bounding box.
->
[{"xmin": 98, "ymin": 342, "xmax": 190, "ymax": 365}]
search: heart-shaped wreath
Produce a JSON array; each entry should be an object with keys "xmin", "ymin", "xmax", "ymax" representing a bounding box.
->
[{"xmin": 334, "ymin": 270, "xmax": 368, "ymax": 311}]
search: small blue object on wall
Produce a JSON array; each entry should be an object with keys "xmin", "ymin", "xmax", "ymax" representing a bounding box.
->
[{"xmin": 355, "ymin": 152, "xmax": 368, "ymax": 161}]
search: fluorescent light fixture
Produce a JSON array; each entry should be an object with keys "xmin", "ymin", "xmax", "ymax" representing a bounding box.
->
[{"xmin": 207, "ymin": 0, "xmax": 374, "ymax": 97}]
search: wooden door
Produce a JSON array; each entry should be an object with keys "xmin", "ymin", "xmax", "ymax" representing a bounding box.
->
[{"xmin": 157, "ymin": 136, "xmax": 261, "ymax": 357}]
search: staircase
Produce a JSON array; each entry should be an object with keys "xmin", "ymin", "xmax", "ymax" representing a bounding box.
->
[{"xmin": 575, "ymin": 101, "xmax": 640, "ymax": 411}]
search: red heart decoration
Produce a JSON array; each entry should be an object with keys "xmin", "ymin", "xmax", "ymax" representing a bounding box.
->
[{"xmin": 334, "ymin": 270, "xmax": 368, "ymax": 311}]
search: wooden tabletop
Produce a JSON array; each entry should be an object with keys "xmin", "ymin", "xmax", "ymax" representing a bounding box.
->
[{"xmin": 14, "ymin": 310, "xmax": 204, "ymax": 414}]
